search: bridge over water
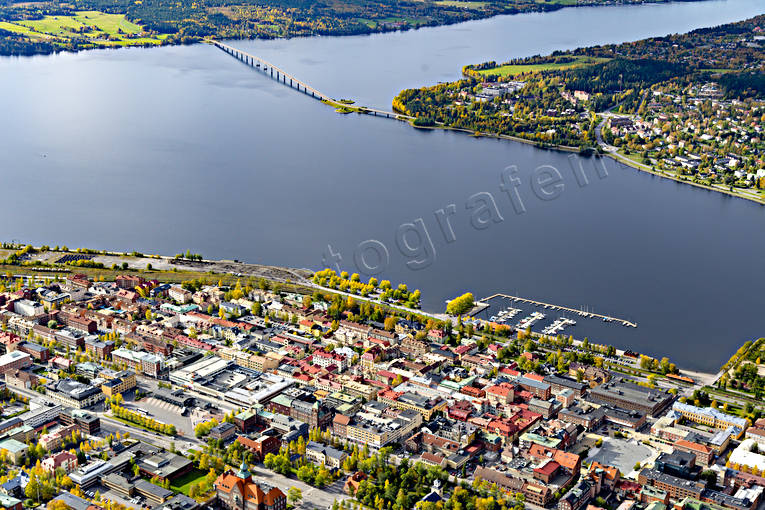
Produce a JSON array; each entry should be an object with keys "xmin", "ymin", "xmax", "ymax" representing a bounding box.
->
[{"xmin": 209, "ymin": 40, "xmax": 413, "ymax": 122}]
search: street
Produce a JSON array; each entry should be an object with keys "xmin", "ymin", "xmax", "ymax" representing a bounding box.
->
[{"xmin": 251, "ymin": 464, "xmax": 351, "ymax": 510}]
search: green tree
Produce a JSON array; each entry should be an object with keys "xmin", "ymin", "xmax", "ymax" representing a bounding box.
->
[
  {"xmin": 446, "ymin": 293, "xmax": 474, "ymax": 316},
  {"xmin": 288, "ymin": 487, "xmax": 303, "ymax": 505}
]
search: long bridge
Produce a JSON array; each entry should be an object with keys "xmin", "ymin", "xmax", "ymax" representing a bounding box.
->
[{"xmin": 208, "ymin": 40, "xmax": 413, "ymax": 121}]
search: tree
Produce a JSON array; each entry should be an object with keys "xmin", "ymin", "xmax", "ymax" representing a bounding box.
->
[
  {"xmin": 25, "ymin": 476, "xmax": 40, "ymax": 502},
  {"xmin": 446, "ymin": 293, "xmax": 474, "ymax": 316},
  {"xmin": 288, "ymin": 487, "xmax": 303, "ymax": 505}
]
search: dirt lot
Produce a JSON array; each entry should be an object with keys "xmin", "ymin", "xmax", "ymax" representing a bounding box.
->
[{"xmin": 3, "ymin": 247, "xmax": 313, "ymax": 288}]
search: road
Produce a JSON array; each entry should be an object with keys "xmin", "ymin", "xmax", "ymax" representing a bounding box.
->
[
  {"xmin": 209, "ymin": 40, "xmax": 413, "ymax": 122},
  {"xmin": 7, "ymin": 384, "xmax": 199, "ymax": 452},
  {"xmin": 595, "ymin": 114, "xmax": 764, "ymax": 204},
  {"xmin": 301, "ymin": 280, "xmax": 453, "ymax": 324},
  {"xmin": 251, "ymin": 463, "xmax": 351, "ymax": 510}
]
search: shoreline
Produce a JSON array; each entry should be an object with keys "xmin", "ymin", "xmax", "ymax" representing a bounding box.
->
[
  {"xmin": 0, "ymin": 242, "xmax": 745, "ymax": 376},
  {"xmin": 397, "ymin": 120, "xmax": 765, "ymax": 206},
  {"xmin": 0, "ymin": 0, "xmax": 713, "ymax": 58}
]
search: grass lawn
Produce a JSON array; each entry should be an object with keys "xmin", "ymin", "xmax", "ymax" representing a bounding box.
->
[
  {"xmin": 477, "ymin": 55, "xmax": 610, "ymax": 77},
  {"xmin": 170, "ymin": 468, "xmax": 208, "ymax": 495},
  {"xmin": 616, "ymin": 149, "xmax": 650, "ymax": 166},
  {"xmin": 108, "ymin": 414, "xmax": 175, "ymax": 436}
]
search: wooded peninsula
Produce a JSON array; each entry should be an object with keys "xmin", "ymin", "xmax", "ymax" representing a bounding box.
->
[{"xmin": 393, "ymin": 15, "xmax": 765, "ymax": 203}]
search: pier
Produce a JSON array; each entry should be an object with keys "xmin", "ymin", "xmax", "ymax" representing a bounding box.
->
[
  {"xmin": 208, "ymin": 40, "xmax": 413, "ymax": 122},
  {"xmin": 480, "ymin": 293, "xmax": 637, "ymax": 328}
]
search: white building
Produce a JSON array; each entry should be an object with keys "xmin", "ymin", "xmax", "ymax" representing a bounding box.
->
[
  {"xmin": 13, "ymin": 299, "xmax": 44, "ymax": 317},
  {"xmin": 729, "ymin": 439, "xmax": 765, "ymax": 473}
]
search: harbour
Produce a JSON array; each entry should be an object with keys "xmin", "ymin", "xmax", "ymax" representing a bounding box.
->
[
  {"xmin": 480, "ymin": 293, "xmax": 637, "ymax": 328},
  {"xmin": 474, "ymin": 293, "xmax": 638, "ymax": 342}
]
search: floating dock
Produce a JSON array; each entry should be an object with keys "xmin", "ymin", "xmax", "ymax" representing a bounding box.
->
[{"xmin": 480, "ymin": 293, "xmax": 637, "ymax": 328}]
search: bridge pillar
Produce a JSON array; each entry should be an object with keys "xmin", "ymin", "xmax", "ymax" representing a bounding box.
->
[
  {"xmin": 271, "ymin": 69, "xmax": 273, "ymax": 77},
  {"xmin": 290, "ymin": 79, "xmax": 293, "ymax": 87}
]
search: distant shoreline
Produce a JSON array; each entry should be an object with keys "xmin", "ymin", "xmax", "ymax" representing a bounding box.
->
[{"xmin": 0, "ymin": 0, "xmax": 711, "ymax": 58}]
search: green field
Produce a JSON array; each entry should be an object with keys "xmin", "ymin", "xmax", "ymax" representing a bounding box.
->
[
  {"xmin": 170, "ymin": 468, "xmax": 208, "ymax": 496},
  {"xmin": 534, "ymin": 0, "xmax": 580, "ymax": 5},
  {"xmin": 434, "ymin": 1, "xmax": 489, "ymax": 8},
  {"xmin": 0, "ymin": 10, "xmax": 165, "ymax": 46},
  {"xmin": 0, "ymin": 21, "xmax": 50, "ymax": 39},
  {"xmin": 477, "ymin": 56, "xmax": 610, "ymax": 77}
]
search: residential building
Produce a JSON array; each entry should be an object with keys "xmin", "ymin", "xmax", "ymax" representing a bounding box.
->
[
  {"xmin": 41, "ymin": 451, "xmax": 78, "ymax": 474},
  {"xmin": 0, "ymin": 351, "xmax": 31, "ymax": 375},
  {"xmin": 306, "ymin": 441, "xmax": 347, "ymax": 469},
  {"xmin": 0, "ymin": 439, "xmax": 28, "ymax": 464},
  {"xmin": 47, "ymin": 379, "xmax": 105, "ymax": 409},
  {"xmin": 59, "ymin": 408, "xmax": 101, "ymax": 435}
]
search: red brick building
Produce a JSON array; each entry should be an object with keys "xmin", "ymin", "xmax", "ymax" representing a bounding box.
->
[
  {"xmin": 116, "ymin": 275, "xmax": 145, "ymax": 290},
  {"xmin": 237, "ymin": 435, "xmax": 280, "ymax": 462}
]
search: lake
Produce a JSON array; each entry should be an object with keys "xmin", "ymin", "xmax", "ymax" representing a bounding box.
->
[{"xmin": 0, "ymin": 0, "xmax": 763, "ymax": 371}]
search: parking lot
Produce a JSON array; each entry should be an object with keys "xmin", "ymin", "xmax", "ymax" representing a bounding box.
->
[
  {"xmin": 1, "ymin": 402, "xmax": 27, "ymax": 417},
  {"xmin": 587, "ymin": 436, "xmax": 655, "ymax": 474},
  {"xmin": 124, "ymin": 396, "xmax": 196, "ymax": 439}
]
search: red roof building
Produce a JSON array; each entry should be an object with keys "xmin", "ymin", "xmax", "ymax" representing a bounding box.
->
[{"xmin": 215, "ymin": 462, "xmax": 286, "ymax": 510}]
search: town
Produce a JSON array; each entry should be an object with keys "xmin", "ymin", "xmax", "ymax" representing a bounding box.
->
[
  {"xmin": 392, "ymin": 15, "xmax": 764, "ymax": 203},
  {"xmin": 0, "ymin": 243, "xmax": 761, "ymax": 510}
]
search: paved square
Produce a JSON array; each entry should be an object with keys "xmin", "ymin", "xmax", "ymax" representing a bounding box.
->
[{"xmin": 587, "ymin": 437, "xmax": 654, "ymax": 474}]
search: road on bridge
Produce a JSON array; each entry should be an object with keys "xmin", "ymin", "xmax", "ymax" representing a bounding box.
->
[{"xmin": 208, "ymin": 39, "xmax": 413, "ymax": 122}]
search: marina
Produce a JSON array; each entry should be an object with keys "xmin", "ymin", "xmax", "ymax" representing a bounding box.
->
[
  {"xmin": 542, "ymin": 317, "xmax": 577, "ymax": 336},
  {"xmin": 474, "ymin": 293, "xmax": 638, "ymax": 344},
  {"xmin": 480, "ymin": 293, "xmax": 637, "ymax": 328},
  {"xmin": 517, "ymin": 311, "xmax": 545, "ymax": 330}
]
